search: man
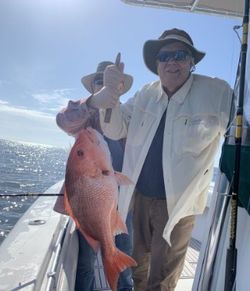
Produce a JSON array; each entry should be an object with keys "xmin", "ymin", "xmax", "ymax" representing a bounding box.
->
[
  {"xmin": 54, "ymin": 61, "xmax": 134, "ymax": 291},
  {"xmin": 88, "ymin": 28, "xmax": 234, "ymax": 290}
]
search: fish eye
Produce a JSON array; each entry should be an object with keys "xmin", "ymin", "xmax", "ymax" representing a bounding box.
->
[
  {"xmin": 77, "ymin": 149, "xmax": 84, "ymax": 157},
  {"xmin": 102, "ymin": 170, "xmax": 110, "ymax": 176}
]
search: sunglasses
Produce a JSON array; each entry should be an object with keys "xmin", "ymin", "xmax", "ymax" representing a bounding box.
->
[
  {"xmin": 156, "ymin": 50, "xmax": 191, "ymax": 62},
  {"xmin": 93, "ymin": 78, "xmax": 103, "ymax": 86}
]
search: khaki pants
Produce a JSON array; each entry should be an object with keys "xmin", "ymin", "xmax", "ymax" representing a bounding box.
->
[{"xmin": 132, "ymin": 190, "xmax": 195, "ymax": 291}]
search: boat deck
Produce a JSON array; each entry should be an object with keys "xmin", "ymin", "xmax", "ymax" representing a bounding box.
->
[{"xmin": 93, "ymin": 238, "xmax": 201, "ymax": 290}]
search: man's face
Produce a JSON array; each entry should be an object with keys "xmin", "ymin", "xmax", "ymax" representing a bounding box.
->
[
  {"xmin": 92, "ymin": 77, "xmax": 104, "ymax": 94},
  {"xmin": 156, "ymin": 42, "xmax": 193, "ymax": 93}
]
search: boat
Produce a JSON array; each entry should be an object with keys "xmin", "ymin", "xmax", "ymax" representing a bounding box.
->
[
  {"xmin": 0, "ymin": 1, "xmax": 249, "ymax": 290},
  {"xmin": 0, "ymin": 178, "xmax": 215, "ymax": 290}
]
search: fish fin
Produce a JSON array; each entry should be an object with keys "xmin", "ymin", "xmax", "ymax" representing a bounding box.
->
[
  {"xmin": 113, "ymin": 212, "xmax": 128, "ymax": 236},
  {"xmin": 114, "ymin": 171, "xmax": 133, "ymax": 186},
  {"xmin": 78, "ymin": 227, "xmax": 100, "ymax": 253},
  {"xmin": 103, "ymin": 249, "xmax": 137, "ymax": 291},
  {"xmin": 64, "ymin": 189, "xmax": 100, "ymax": 252}
]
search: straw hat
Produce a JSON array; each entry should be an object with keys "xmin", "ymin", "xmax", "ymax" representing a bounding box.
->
[
  {"xmin": 143, "ymin": 28, "xmax": 206, "ymax": 75},
  {"xmin": 81, "ymin": 61, "xmax": 133, "ymax": 93}
]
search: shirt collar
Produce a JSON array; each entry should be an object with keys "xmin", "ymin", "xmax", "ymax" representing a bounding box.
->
[{"xmin": 156, "ymin": 74, "xmax": 193, "ymax": 104}]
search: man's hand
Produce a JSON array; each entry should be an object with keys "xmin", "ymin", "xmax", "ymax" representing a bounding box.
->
[
  {"xmin": 104, "ymin": 53, "xmax": 125, "ymax": 97},
  {"xmin": 89, "ymin": 53, "xmax": 126, "ymax": 109}
]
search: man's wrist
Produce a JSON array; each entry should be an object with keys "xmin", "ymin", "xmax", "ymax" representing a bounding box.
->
[{"xmin": 86, "ymin": 95, "xmax": 98, "ymax": 110}]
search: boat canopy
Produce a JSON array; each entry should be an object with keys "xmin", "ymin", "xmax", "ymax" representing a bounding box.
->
[{"xmin": 121, "ymin": 0, "xmax": 244, "ymax": 18}]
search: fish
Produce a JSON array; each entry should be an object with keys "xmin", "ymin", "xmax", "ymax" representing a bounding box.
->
[{"xmin": 64, "ymin": 127, "xmax": 136, "ymax": 291}]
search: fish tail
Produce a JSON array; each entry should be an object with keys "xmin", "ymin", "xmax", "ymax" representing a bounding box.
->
[{"xmin": 103, "ymin": 249, "xmax": 137, "ymax": 291}]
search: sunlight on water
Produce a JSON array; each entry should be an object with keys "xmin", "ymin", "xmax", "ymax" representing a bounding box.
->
[{"xmin": 0, "ymin": 139, "xmax": 68, "ymax": 244}]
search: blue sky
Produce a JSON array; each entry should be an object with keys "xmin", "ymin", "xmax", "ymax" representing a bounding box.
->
[{"xmin": 0, "ymin": 0, "xmax": 241, "ymax": 148}]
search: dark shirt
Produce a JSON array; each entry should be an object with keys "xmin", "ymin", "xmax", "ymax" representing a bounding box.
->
[
  {"xmin": 136, "ymin": 111, "xmax": 166, "ymax": 199},
  {"xmin": 105, "ymin": 137, "xmax": 124, "ymax": 172}
]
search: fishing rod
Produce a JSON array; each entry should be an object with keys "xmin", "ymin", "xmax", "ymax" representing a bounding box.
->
[
  {"xmin": 0, "ymin": 193, "xmax": 63, "ymax": 197},
  {"xmin": 225, "ymin": 1, "xmax": 250, "ymax": 290}
]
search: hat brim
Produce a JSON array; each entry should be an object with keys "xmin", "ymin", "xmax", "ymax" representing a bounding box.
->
[
  {"xmin": 81, "ymin": 72, "xmax": 133, "ymax": 94},
  {"xmin": 143, "ymin": 37, "xmax": 206, "ymax": 75}
]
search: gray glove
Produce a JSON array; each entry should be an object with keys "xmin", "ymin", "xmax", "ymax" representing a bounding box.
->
[{"xmin": 89, "ymin": 58, "xmax": 126, "ymax": 109}]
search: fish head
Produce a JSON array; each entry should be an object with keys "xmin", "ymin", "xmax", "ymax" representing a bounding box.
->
[{"xmin": 66, "ymin": 127, "xmax": 112, "ymax": 179}]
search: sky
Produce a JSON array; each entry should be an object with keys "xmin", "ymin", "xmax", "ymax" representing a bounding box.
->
[{"xmin": 0, "ymin": 0, "xmax": 242, "ymax": 148}]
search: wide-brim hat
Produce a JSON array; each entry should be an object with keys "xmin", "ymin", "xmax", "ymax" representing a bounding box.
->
[
  {"xmin": 143, "ymin": 28, "xmax": 206, "ymax": 75},
  {"xmin": 81, "ymin": 61, "xmax": 133, "ymax": 94}
]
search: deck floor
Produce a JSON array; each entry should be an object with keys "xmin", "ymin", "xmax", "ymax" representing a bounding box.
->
[{"xmin": 93, "ymin": 238, "xmax": 201, "ymax": 290}]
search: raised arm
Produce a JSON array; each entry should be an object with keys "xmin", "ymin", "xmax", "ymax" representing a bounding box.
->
[{"xmin": 86, "ymin": 54, "xmax": 134, "ymax": 140}]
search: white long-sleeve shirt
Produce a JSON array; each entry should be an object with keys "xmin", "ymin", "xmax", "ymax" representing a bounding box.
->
[{"xmin": 99, "ymin": 73, "xmax": 233, "ymax": 245}]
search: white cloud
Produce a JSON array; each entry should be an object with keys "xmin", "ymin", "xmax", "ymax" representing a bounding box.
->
[
  {"xmin": 0, "ymin": 103, "xmax": 72, "ymax": 148},
  {"xmin": 0, "ymin": 99, "xmax": 9, "ymax": 105},
  {"xmin": 0, "ymin": 102, "xmax": 54, "ymax": 120},
  {"xmin": 31, "ymin": 88, "xmax": 72, "ymax": 109}
]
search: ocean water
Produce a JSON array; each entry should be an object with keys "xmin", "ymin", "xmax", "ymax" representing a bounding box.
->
[{"xmin": 0, "ymin": 139, "xmax": 68, "ymax": 244}]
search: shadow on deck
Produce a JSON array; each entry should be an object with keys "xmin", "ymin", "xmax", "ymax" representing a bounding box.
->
[{"xmin": 93, "ymin": 238, "xmax": 201, "ymax": 290}]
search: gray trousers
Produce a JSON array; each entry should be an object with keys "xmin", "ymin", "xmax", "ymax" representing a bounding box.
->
[{"xmin": 132, "ymin": 190, "xmax": 195, "ymax": 291}]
